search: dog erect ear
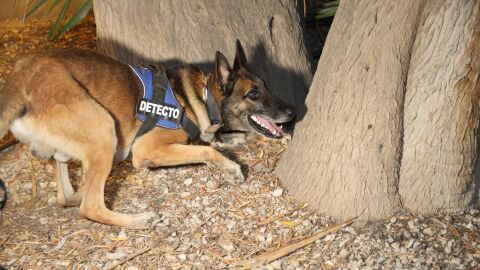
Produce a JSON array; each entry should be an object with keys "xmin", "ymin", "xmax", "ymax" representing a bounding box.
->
[
  {"xmin": 215, "ymin": 51, "xmax": 232, "ymax": 86},
  {"xmin": 233, "ymin": 40, "xmax": 247, "ymax": 71}
]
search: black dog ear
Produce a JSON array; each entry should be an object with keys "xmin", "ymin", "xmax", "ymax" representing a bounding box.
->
[
  {"xmin": 233, "ymin": 40, "xmax": 247, "ymax": 71},
  {"xmin": 215, "ymin": 51, "xmax": 232, "ymax": 86}
]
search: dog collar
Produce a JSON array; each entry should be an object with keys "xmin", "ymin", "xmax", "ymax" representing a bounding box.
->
[
  {"xmin": 129, "ymin": 65, "xmax": 200, "ymax": 139},
  {"xmin": 202, "ymin": 82, "xmax": 223, "ymax": 133}
]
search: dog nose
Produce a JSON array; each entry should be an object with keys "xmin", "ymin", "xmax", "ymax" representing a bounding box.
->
[{"xmin": 286, "ymin": 107, "xmax": 296, "ymax": 121}]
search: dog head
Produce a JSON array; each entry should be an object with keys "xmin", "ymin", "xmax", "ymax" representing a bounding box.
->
[{"xmin": 211, "ymin": 41, "xmax": 296, "ymax": 138}]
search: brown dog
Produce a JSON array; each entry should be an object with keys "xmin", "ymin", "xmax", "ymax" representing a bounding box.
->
[{"xmin": 0, "ymin": 41, "xmax": 295, "ymax": 228}]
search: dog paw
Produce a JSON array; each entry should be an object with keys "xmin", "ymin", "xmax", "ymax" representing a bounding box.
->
[
  {"xmin": 129, "ymin": 211, "xmax": 157, "ymax": 229},
  {"xmin": 223, "ymin": 161, "xmax": 244, "ymax": 184},
  {"xmin": 57, "ymin": 189, "xmax": 83, "ymax": 207},
  {"xmin": 57, "ymin": 195, "xmax": 82, "ymax": 207},
  {"xmin": 200, "ymin": 132, "xmax": 215, "ymax": 143},
  {"xmin": 132, "ymin": 157, "xmax": 152, "ymax": 169}
]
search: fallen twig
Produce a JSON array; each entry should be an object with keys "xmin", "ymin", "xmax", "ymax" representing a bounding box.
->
[
  {"xmin": 30, "ymin": 162, "xmax": 37, "ymax": 199},
  {"xmin": 238, "ymin": 216, "xmax": 357, "ymax": 269},
  {"xmin": 0, "ymin": 139, "xmax": 18, "ymax": 152},
  {"xmin": 104, "ymin": 246, "xmax": 152, "ymax": 270},
  {"xmin": 258, "ymin": 203, "xmax": 308, "ymax": 226}
]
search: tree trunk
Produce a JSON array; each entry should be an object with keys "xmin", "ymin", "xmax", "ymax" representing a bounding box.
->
[
  {"xmin": 399, "ymin": 0, "xmax": 480, "ymax": 213},
  {"xmin": 277, "ymin": 0, "xmax": 479, "ymax": 222},
  {"xmin": 277, "ymin": 0, "xmax": 422, "ymax": 221},
  {"xmin": 92, "ymin": 0, "xmax": 312, "ymax": 117}
]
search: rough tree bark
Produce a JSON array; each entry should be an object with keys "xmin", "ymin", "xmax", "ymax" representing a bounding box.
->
[
  {"xmin": 92, "ymin": 0, "xmax": 312, "ymax": 116},
  {"xmin": 399, "ymin": 1, "xmax": 480, "ymax": 213},
  {"xmin": 277, "ymin": 0, "xmax": 480, "ymax": 222},
  {"xmin": 278, "ymin": 1, "xmax": 422, "ymax": 221}
]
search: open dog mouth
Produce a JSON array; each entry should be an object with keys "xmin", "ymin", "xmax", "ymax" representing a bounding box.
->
[{"xmin": 247, "ymin": 114, "xmax": 284, "ymax": 138}]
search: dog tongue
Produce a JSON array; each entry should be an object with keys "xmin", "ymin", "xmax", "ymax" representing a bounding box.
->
[{"xmin": 255, "ymin": 115, "xmax": 283, "ymax": 134}]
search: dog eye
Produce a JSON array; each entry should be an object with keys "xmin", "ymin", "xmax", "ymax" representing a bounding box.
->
[{"xmin": 247, "ymin": 89, "xmax": 260, "ymax": 100}]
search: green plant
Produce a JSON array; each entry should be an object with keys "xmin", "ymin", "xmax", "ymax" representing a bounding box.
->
[
  {"xmin": 26, "ymin": 0, "xmax": 93, "ymax": 40},
  {"xmin": 315, "ymin": 0, "xmax": 339, "ymax": 20}
]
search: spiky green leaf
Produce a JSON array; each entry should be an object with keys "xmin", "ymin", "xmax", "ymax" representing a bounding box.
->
[
  {"xmin": 48, "ymin": 0, "xmax": 72, "ymax": 39},
  {"xmin": 323, "ymin": 0, "xmax": 340, "ymax": 8},
  {"xmin": 46, "ymin": 0, "xmax": 62, "ymax": 16},
  {"xmin": 57, "ymin": 0, "xmax": 92, "ymax": 38},
  {"xmin": 25, "ymin": 0, "xmax": 50, "ymax": 19},
  {"xmin": 315, "ymin": 6, "xmax": 338, "ymax": 20}
]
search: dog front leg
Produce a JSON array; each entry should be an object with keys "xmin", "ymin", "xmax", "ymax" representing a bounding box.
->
[{"xmin": 132, "ymin": 144, "xmax": 244, "ymax": 183}]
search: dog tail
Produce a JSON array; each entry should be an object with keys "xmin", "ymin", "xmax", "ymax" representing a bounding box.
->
[{"xmin": 0, "ymin": 61, "xmax": 27, "ymax": 139}]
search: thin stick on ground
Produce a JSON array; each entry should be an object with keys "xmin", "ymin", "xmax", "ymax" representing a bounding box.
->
[
  {"xmin": 30, "ymin": 162, "xmax": 37, "ymax": 199},
  {"xmin": 0, "ymin": 139, "xmax": 18, "ymax": 152},
  {"xmin": 103, "ymin": 246, "xmax": 153, "ymax": 270},
  {"xmin": 238, "ymin": 216, "xmax": 357, "ymax": 269},
  {"xmin": 258, "ymin": 203, "xmax": 308, "ymax": 226}
]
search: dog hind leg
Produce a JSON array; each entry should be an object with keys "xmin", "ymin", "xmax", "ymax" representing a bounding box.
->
[
  {"xmin": 78, "ymin": 142, "xmax": 156, "ymax": 228},
  {"xmin": 65, "ymin": 101, "xmax": 155, "ymax": 228},
  {"xmin": 20, "ymin": 80, "xmax": 155, "ymax": 228},
  {"xmin": 53, "ymin": 160, "xmax": 82, "ymax": 207}
]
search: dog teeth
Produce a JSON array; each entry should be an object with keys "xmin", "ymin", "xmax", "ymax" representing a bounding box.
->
[
  {"xmin": 252, "ymin": 115, "xmax": 280, "ymax": 136},
  {"xmin": 251, "ymin": 115, "xmax": 265, "ymax": 128}
]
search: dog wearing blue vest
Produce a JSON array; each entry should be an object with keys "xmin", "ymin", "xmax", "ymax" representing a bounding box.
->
[{"xmin": 0, "ymin": 41, "xmax": 295, "ymax": 228}]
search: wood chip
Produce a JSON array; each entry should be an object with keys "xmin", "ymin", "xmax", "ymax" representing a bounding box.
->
[{"xmin": 238, "ymin": 216, "xmax": 357, "ymax": 269}]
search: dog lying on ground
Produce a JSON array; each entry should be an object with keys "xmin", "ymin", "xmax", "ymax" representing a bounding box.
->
[{"xmin": 0, "ymin": 41, "xmax": 295, "ymax": 228}]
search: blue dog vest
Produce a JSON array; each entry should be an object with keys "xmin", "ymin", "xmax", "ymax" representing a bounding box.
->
[
  {"xmin": 126, "ymin": 65, "xmax": 223, "ymax": 160},
  {"xmin": 128, "ymin": 65, "xmax": 223, "ymax": 143},
  {"xmin": 129, "ymin": 65, "xmax": 183, "ymax": 129}
]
